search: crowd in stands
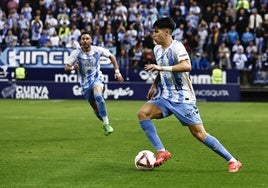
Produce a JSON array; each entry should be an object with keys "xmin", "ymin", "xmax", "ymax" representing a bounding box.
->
[{"xmin": 0, "ymin": 0, "xmax": 267, "ymax": 72}]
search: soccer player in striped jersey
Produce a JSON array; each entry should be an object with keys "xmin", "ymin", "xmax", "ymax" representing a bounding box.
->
[
  {"xmin": 65, "ymin": 31, "xmax": 124, "ymax": 136},
  {"xmin": 137, "ymin": 18, "xmax": 242, "ymax": 172}
]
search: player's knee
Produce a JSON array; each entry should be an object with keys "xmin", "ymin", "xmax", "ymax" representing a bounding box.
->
[
  {"xmin": 192, "ymin": 132, "xmax": 206, "ymax": 142},
  {"xmin": 137, "ymin": 109, "xmax": 149, "ymax": 120}
]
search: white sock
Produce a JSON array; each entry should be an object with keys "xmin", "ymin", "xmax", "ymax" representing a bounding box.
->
[
  {"xmin": 103, "ymin": 116, "xmax": 109, "ymax": 125},
  {"xmin": 228, "ymin": 157, "xmax": 237, "ymax": 163}
]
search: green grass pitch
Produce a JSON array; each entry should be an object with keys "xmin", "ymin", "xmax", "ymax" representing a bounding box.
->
[{"xmin": 0, "ymin": 100, "xmax": 267, "ymax": 188}]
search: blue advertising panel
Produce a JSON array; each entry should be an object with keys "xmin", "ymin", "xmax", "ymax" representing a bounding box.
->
[
  {"xmin": 193, "ymin": 84, "xmax": 240, "ymax": 101},
  {"xmin": 0, "ymin": 80, "xmax": 239, "ymax": 101},
  {"xmin": 0, "ymin": 81, "xmax": 150, "ymax": 100}
]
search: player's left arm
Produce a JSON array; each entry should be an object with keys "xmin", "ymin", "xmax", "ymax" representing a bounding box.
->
[
  {"xmin": 109, "ymin": 54, "xmax": 124, "ymax": 82},
  {"xmin": 147, "ymin": 72, "xmax": 160, "ymax": 100}
]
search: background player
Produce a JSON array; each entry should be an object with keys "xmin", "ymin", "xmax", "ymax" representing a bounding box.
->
[{"xmin": 65, "ymin": 31, "xmax": 124, "ymax": 136}]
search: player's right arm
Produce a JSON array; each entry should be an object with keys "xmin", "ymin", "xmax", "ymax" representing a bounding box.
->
[
  {"xmin": 147, "ymin": 72, "xmax": 160, "ymax": 100},
  {"xmin": 65, "ymin": 63, "xmax": 79, "ymax": 71},
  {"xmin": 64, "ymin": 49, "xmax": 80, "ymax": 72}
]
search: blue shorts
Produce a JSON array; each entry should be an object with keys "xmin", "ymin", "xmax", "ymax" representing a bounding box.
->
[
  {"xmin": 83, "ymin": 79, "xmax": 104, "ymax": 105},
  {"xmin": 148, "ymin": 97, "xmax": 203, "ymax": 126}
]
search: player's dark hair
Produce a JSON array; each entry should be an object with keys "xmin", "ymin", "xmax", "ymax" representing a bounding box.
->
[
  {"xmin": 153, "ymin": 17, "xmax": 176, "ymax": 32},
  {"xmin": 80, "ymin": 31, "xmax": 92, "ymax": 37}
]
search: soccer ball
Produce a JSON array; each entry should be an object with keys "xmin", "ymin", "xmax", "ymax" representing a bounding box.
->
[{"xmin": 134, "ymin": 150, "xmax": 156, "ymax": 171}]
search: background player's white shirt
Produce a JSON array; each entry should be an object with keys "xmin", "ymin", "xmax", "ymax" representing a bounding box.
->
[
  {"xmin": 65, "ymin": 46, "xmax": 112, "ymax": 91},
  {"xmin": 154, "ymin": 40, "xmax": 196, "ymax": 103}
]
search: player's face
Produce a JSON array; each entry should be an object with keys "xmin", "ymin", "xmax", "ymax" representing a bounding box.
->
[
  {"xmin": 152, "ymin": 28, "xmax": 168, "ymax": 45},
  {"xmin": 80, "ymin": 34, "xmax": 92, "ymax": 49}
]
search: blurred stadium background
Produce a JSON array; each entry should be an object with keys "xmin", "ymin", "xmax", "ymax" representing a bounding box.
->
[{"xmin": 0, "ymin": 0, "xmax": 267, "ymax": 101}]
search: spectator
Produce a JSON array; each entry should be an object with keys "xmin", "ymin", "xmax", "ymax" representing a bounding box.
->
[
  {"xmin": 11, "ymin": 22, "xmax": 21, "ymax": 40},
  {"xmin": 246, "ymin": 51, "xmax": 258, "ymax": 70},
  {"xmin": 235, "ymin": 8, "xmax": 249, "ymax": 37},
  {"xmin": 173, "ymin": 23, "xmax": 184, "ymax": 42},
  {"xmin": 117, "ymin": 47, "xmax": 129, "ymax": 70},
  {"xmin": 39, "ymin": 29, "xmax": 50, "ymax": 47},
  {"xmin": 104, "ymin": 25, "xmax": 116, "ymax": 48},
  {"xmin": 158, "ymin": 0, "xmax": 171, "ymax": 18},
  {"xmin": 5, "ymin": 29, "xmax": 17, "ymax": 47},
  {"xmin": 255, "ymin": 23, "xmax": 265, "ymax": 53},
  {"xmin": 58, "ymin": 13, "xmax": 70, "ymax": 27},
  {"xmin": 191, "ymin": 52, "xmax": 201, "ymax": 69},
  {"xmin": 197, "ymin": 19, "xmax": 209, "ymax": 53},
  {"xmin": 261, "ymin": 47, "xmax": 268, "ymax": 70},
  {"xmin": 217, "ymin": 42, "xmax": 232, "ymax": 70},
  {"xmin": 80, "ymin": 6, "xmax": 93, "ymax": 21},
  {"xmin": 15, "ymin": 63, "xmax": 26, "ymax": 80},
  {"xmin": 178, "ymin": 1, "xmax": 187, "ymax": 18},
  {"xmin": 189, "ymin": 0, "xmax": 201, "ymax": 16},
  {"xmin": 245, "ymin": 40, "xmax": 258, "ymax": 58},
  {"xmin": 186, "ymin": 11, "xmax": 199, "ymax": 29},
  {"xmin": 6, "ymin": 0, "xmax": 18, "ymax": 14},
  {"xmin": 116, "ymin": 23, "xmax": 126, "ymax": 48},
  {"xmin": 208, "ymin": 26, "xmax": 223, "ymax": 63},
  {"xmin": 49, "ymin": 30, "xmax": 61, "ymax": 47},
  {"xmin": 227, "ymin": 25, "xmax": 239, "ymax": 48},
  {"xmin": 211, "ymin": 65, "xmax": 223, "ymax": 84},
  {"xmin": 228, "ymin": 2, "xmax": 237, "ymax": 21},
  {"xmin": 221, "ymin": 9, "xmax": 234, "ymax": 31},
  {"xmin": 142, "ymin": 31, "xmax": 154, "ymax": 50},
  {"xmin": 199, "ymin": 52, "xmax": 210, "ymax": 70},
  {"xmin": 20, "ymin": 29, "xmax": 31, "ymax": 46},
  {"xmin": 171, "ymin": 8, "xmax": 187, "ymax": 30},
  {"xmin": 127, "ymin": 2, "xmax": 138, "ymax": 25},
  {"xmin": 17, "ymin": 14, "xmax": 30, "ymax": 31},
  {"xmin": 258, "ymin": 3, "xmax": 268, "ymax": 20},
  {"xmin": 241, "ymin": 27, "xmax": 255, "ymax": 47},
  {"xmin": 30, "ymin": 15, "xmax": 43, "ymax": 46},
  {"xmin": 58, "ymin": 22, "xmax": 70, "ymax": 46},
  {"xmin": 45, "ymin": 11, "xmax": 58, "ymax": 31},
  {"xmin": 126, "ymin": 23, "xmax": 138, "ymax": 47},
  {"xmin": 236, "ymin": 0, "xmax": 250, "ymax": 10},
  {"xmin": 248, "ymin": 8, "xmax": 263, "ymax": 33},
  {"xmin": 20, "ymin": 2, "xmax": 32, "ymax": 21},
  {"xmin": 209, "ymin": 15, "xmax": 221, "ymax": 32},
  {"xmin": 6, "ymin": 9, "xmax": 19, "ymax": 30},
  {"xmin": 129, "ymin": 41, "xmax": 143, "ymax": 70},
  {"xmin": 69, "ymin": 25, "xmax": 81, "ymax": 41},
  {"xmin": 233, "ymin": 46, "xmax": 248, "ymax": 70},
  {"xmin": 147, "ymin": 2, "xmax": 158, "ymax": 18},
  {"xmin": 58, "ymin": 2, "xmax": 71, "ymax": 16},
  {"xmin": 201, "ymin": 6, "xmax": 213, "ymax": 24},
  {"xmin": 114, "ymin": 1, "xmax": 128, "ymax": 22},
  {"xmin": 66, "ymin": 37, "xmax": 80, "ymax": 49},
  {"xmin": 143, "ymin": 10, "xmax": 157, "ymax": 31}
]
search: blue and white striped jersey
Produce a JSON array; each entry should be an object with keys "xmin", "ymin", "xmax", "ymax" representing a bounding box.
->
[
  {"xmin": 154, "ymin": 40, "xmax": 196, "ymax": 103},
  {"xmin": 66, "ymin": 46, "xmax": 112, "ymax": 91}
]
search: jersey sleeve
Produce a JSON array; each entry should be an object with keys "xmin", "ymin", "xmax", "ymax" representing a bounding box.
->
[
  {"xmin": 65, "ymin": 49, "xmax": 80, "ymax": 66},
  {"xmin": 95, "ymin": 46, "xmax": 113, "ymax": 58},
  {"xmin": 173, "ymin": 42, "xmax": 190, "ymax": 63}
]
